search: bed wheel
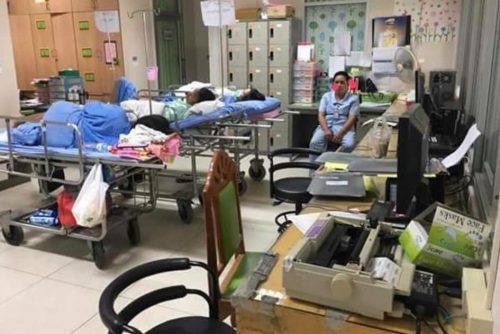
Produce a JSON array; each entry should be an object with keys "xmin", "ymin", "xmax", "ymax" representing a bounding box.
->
[
  {"xmin": 91, "ymin": 241, "xmax": 106, "ymax": 269},
  {"xmin": 127, "ymin": 219, "xmax": 141, "ymax": 246},
  {"xmin": 177, "ymin": 199, "xmax": 193, "ymax": 224},
  {"xmin": 249, "ymin": 162, "xmax": 266, "ymax": 182},
  {"xmin": 238, "ymin": 178, "xmax": 248, "ymax": 195},
  {"xmin": 2, "ymin": 225, "xmax": 24, "ymax": 246}
]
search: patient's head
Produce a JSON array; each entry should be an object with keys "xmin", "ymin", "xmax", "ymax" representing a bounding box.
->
[
  {"xmin": 239, "ymin": 88, "xmax": 266, "ymax": 101},
  {"xmin": 186, "ymin": 88, "xmax": 216, "ymax": 105}
]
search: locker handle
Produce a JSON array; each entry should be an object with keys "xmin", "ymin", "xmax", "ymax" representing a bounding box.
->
[
  {"xmin": 249, "ymin": 73, "xmax": 253, "ymax": 82},
  {"xmin": 270, "ymin": 73, "xmax": 274, "ymax": 83},
  {"xmin": 269, "ymin": 51, "xmax": 274, "ymax": 61},
  {"xmin": 229, "ymin": 73, "xmax": 233, "ymax": 82},
  {"xmin": 249, "ymin": 51, "xmax": 253, "ymax": 61},
  {"xmin": 270, "ymin": 28, "xmax": 274, "ymax": 38},
  {"xmin": 45, "ymin": 0, "xmax": 50, "ymax": 11},
  {"xmin": 92, "ymin": 0, "xmax": 97, "ymax": 10},
  {"xmin": 228, "ymin": 29, "xmax": 232, "ymax": 39},
  {"xmin": 229, "ymin": 51, "xmax": 233, "ymax": 61},
  {"xmin": 249, "ymin": 28, "xmax": 253, "ymax": 39}
]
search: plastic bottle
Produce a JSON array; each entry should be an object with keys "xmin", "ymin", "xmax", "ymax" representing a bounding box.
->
[{"xmin": 84, "ymin": 143, "xmax": 110, "ymax": 152}]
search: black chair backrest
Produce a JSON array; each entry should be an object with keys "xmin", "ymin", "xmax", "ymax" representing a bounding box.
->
[{"xmin": 99, "ymin": 258, "xmax": 220, "ymax": 334}]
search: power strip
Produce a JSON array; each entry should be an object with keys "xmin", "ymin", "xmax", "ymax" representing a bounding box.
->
[{"xmin": 462, "ymin": 268, "xmax": 493, "ymax": 334}]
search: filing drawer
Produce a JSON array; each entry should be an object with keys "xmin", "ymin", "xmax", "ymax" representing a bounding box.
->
[
  {"xmin": 247, "ymin": 21, "xmax": 268, "ymax": 44},
  {"xmin": 227, "ymin": 22, "xmax": 247, "ymax": 45},
  {"xmin": 269, "ymin": 20, "xmax": 291, "ymax": 45},
  {"xmin": 228, "ymin": 45, "xmax": 248, "ymax": 67},
  {"xmin": 248, "ymin": 67, "xmax": 268, "ymax": 95},
  {"xmin": 269, "ymin": 45, "xmax": 291, "ymax": 67},
  {"xmin": 248, "ymin": 44, "xmax": 268, "ymax": 67},
  {"xmin": 228, "ymin": 66, "xmax": 248, "ymax": 89}
]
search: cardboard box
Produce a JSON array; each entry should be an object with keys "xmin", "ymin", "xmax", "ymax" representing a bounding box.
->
[
  {"xmin": 399, "ymin": 202, "xmax": 490, "ymax": 277},
  {"xmin": 236, "ymin": 8, "xmax": 261, "ymax": 20},
  {"xmin": 267, "ymin": 5, "xmax": 295, "ymax": 18}
]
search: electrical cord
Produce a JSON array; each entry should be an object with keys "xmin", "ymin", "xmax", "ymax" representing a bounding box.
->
[{"xmin": 436, "ymin": 313, "xmax": 448, "ymax": 334}]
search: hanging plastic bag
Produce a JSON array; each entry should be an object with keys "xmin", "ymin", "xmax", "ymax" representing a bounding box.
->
[
  {"xmin": 72, "ymin": 164, "xmax": 109, "ymax": 228},
  {"xmin": 370, "ymin": 116, "xmax": 392, "ymax": 158}
]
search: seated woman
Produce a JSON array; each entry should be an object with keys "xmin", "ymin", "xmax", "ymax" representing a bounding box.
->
[{"xmin": 309, "ymin": 71, "xmax": 359, "ymax": 162}]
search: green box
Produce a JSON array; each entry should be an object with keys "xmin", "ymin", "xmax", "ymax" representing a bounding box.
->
[
  {"xmin": 82, "ymin": 48, "xmax": 92, "ymax": 57},
  {"xmin": 36, "ymin": 20, "xmax": 46, "ymax": 29},
  {"xmin": 84, "ymin": 73, "xmax": 95, "ymax": 82},
  {"xmin": 360, "ymin": 92, "xmax": 398, "ymax": 104},
  {"xmin": 40, "ymin": 48, "xmax": 50, "ymax": 57},
  {"xmin": 399, "ymin": 203, "xmax": 490, "ymax": 277},
  {"xmin": 79, "ymin": 21, "xmax": 90, "ymax": 30}
]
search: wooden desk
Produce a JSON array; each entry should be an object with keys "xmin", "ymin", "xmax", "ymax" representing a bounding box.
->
[{"xmin": 234, "ymin": 224, "xmax": 465, "ymax": 334}]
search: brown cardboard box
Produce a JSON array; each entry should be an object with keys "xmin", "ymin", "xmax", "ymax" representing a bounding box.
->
[
  {"xmin": 267, "ymin": 5, "xmax": 295, "ymax": 18},
  {"xmin": 236, "ymin": 8, "xmax": 261, "ymax": 20}
]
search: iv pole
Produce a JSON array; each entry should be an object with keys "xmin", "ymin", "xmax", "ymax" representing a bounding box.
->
[{"xmin": 127, "ymin": 8, "xmax": 161, "ymax": 115}]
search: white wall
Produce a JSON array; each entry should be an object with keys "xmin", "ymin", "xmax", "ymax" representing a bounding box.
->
[
  {"xmin": 0, "ymin": 0, "xmax": 20, "ymax": 117},
  {"xmin": 119, "ymin": 0, "xmax": 158, "ymax": 90},
  {"xmin": 183, "ymin": 0, "xmax": 210, "ymax": 83},
  {"xmin": 494, "ymin": 268, "xmax": 500, "ymax": 333}
]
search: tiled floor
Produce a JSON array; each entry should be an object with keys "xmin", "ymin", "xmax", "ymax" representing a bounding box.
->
[{"xmin": 0, "ymin": 155, "xmax": 295, "ymax": 334}]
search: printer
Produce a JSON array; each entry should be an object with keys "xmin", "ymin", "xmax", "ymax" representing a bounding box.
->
[{"xmin": 282, "ymin": 213, "xmax": 415, "ymax": 320}]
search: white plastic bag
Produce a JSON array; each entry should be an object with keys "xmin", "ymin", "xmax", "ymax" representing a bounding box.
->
[
  {"xmin": 370, "ymin": 116, "xmax": 392, "ymax": 158},
  {"xmin": 72, "ymin": 164, "xmax": 109, "ymax": 228}
]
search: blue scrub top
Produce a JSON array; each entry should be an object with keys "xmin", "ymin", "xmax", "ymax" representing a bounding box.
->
[{"xmin": 318, "ymin": 91, "xmax": 359, "ymax": 128}]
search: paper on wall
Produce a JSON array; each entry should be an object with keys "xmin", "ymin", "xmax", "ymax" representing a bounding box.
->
[
  {"xmin": 95, "ymin": 11, "xmax": 120, "ymax": 33},
  {"xmin": 200, "ymin": 0, "xmax": 236, "ymax": 27},
  {"xmin": 441, "ymin": 124, "xmax": 481, "ymax": 168},
  {"xmin": 332, "ymin": 31, "xmax": 351, "ymax": 56},
  {"xmin": 328, "ymin": 56, "xmax": 345, "ymax": 77},
  {"xmin": 346, "ymin": 51, "xmax": 372, "ymax": 67},
  {"xmin": 372, "ymin": 47, "xmax": 398, "ymax": 61}
]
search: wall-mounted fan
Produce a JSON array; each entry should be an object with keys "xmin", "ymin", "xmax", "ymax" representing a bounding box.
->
[{"xmin": 393, "ymin": 46, "xmax": 420, "ymax": 83}]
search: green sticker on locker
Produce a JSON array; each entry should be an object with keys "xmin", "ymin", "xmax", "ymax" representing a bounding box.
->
[
  {"xmin": 79, "ymin": 21, "xmax": 90, "ymax": 30},
  {"xmin": 40, "ymin": 49, "xmax": 50, "ymax": 57},
  {"xmin": 36, "ymin": 20, "xmax": 46, "ymax": 29},
  {"xmin": 82, "ymin": 48, "xmax": 92, "ymax": 57},
  {"xmin": 84, "ymin": 73, "xmax": 95, "ymax": 81}
]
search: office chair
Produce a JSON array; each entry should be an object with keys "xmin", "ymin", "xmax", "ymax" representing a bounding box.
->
[
  {"xmin": 99, "ymin": 258, "xmax": 235, "ymax": 334},
  {"xmin": 269, "ymin": 148, "xmax": 321, "ymax": 233},
  {"xmin": 203, "ymin": 149, "xmax": 265, "ymax": 323}
]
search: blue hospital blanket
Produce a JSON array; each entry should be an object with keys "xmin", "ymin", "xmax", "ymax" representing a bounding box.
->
[{"xmin": 169, "ymin": 97, "xmax": 280, "ymax": 130}]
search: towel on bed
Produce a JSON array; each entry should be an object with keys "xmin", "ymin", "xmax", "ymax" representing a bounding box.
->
[
  {"xmin": 80, "ymin": 101, "xmax": 131, "ymax": 145},
  {"xmin": 121, "ymin": 99, "xmax": 166, "ymax": 121},
  {"xmin": 11, "ymin": 122, "xmax": 41, "ymax": 145},
  {"xmin": 43, "ymin": 101, "xmax": 83, "ymax": 148}
]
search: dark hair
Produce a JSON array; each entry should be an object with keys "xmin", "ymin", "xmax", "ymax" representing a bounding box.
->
[
  {"xmin": 197, "ymin": 88, "xmax": 216, "ymax": 103},
  {"xmin": 331, "ymin": 71, "xmax": 350, "ymax": 83},
  {"xmin": 240, "ymin": 88, "xmax": 266, "ymax": 101},
  {"xmin": 133, "ymin": 115, "xmax": 173, "ymax": 135}
]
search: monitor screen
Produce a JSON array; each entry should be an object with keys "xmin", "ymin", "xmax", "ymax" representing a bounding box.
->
[{"xmin": 396, "ymin": 103, "xmax": 430, "ymax": 214}]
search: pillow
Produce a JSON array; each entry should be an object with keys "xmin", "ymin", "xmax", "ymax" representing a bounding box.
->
[{"xmin": 188, "ymin": 100, "xmax": 225, "ymax": 116}]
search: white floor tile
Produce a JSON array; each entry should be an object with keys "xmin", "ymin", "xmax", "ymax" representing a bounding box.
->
[
  {"xmin": 0, "ymin": 246, "xmax": 75, "ymax": 277},
  {"xmin": 0, "ymin": 279, "xmax": 101, "ymax": 334},
  {"xmin": 0, "ymin": 267, "xmax": 42, "ymax": 304}
]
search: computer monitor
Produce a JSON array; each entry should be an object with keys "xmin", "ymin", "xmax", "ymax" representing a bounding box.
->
[
  {"xmin": 415, "ymin": 70, "xmax": 426, "ymax": 105},
  {"xmin": 395, "ymin": 103, "xmax": 430, "ymax": 215}
]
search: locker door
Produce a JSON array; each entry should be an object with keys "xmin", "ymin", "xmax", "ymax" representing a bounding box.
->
[
  {"xmin": 73, "ymin": 12, "xmax": 102, "ymax": 97},
  {"xmin": 247, "ymin": 21, "xmax": 268, "ymax": 45},
  {"xmin": 269, "ymin": 45, "xmax": 291, "ymax": 68},
  {"xmin": 52, "ymin": 13, "xmax": 78, "ymax": 70},
  {"xmin": 270, "ymin": 117, "xmax": 290, "ymax": 149},
  {"xmin": 269, "ymin": 20, "xmax": 290, "ymax": 45},
  {"xmin": 71, "ymin": 0, "xmax": 94, "ymax": 12},
  {"xmin": 248, "ymin": 44, "xmax": 268, "ymax": 67},
  {"xmin": 96, "ymin": 0, "xmax": 119, "ymax": 10},
  {"xmin": 228, "ymin": 45, "xmax": 248, "ymax": 67},
  {"xmin": 248, "ymin": 67, "xmax": 268, "ymax": 94},
  {"xmin": 269, "ymin": 67, "xmax": 290, "ymax": 91},
  {"xmin": 31, "ymin": 14, "xmax": 57, "ymax": 77},
  {"xmin": 227, "ymin": 22, "xmax": 247, "ymax": 45},
  {"xmin": 7, "ymin": 0, "xmax": 30, "ymax": 14},
  {"xmin": 269, "ymin": 88, "xmax": 290, "ymax": 106},
  {"xmin": 9, "ymin": 15, "xmax": 37, "ymax": 90},
  {"xmin": 228, "ymin": 66, "xmax": 248, "ymax": 89}
]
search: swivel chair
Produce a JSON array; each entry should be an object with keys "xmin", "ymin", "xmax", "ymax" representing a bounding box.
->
[
  {"xmin": 269, "ymin": 148, "xmax": 321, "ymax": 233},
  {"xmin": 99, "ymin": 257, "xmax": 235, "ymax": 334}
]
